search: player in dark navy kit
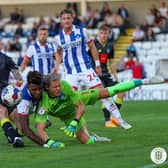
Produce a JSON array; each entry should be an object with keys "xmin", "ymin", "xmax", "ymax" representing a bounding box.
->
[
  {"xmin": 0, "ymin": 52, "xmax": 24, "ymax": 147},
  {"xmin": 93, "ymin": 24, "xmax": 131, "ymax": 129}
]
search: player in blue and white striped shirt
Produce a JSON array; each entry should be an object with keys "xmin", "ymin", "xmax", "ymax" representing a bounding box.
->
[
  {"xmin": 54, "ymin": 9, "xmax": 131, "ymax": 130},
  {"xmin": 20, "ymin": 26, "xmax": 56, "ymax": 75}
]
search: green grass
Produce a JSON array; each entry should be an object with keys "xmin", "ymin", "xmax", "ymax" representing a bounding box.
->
[{"xmin": 0, "ymin": 101, "xmax": 168, "ymax": 168}]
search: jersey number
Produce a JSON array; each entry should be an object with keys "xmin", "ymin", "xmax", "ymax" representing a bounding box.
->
[{"xmin": 87, "ymin": 73, "xmax": 97, "ymax": 81}]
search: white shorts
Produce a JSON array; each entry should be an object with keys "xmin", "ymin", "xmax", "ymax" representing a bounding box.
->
[{"xmin": 65, "ymin": 69, "xmax": 102, "ymax": 90}]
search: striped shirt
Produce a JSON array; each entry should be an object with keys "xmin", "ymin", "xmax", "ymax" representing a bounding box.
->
[
  {"xmin": 55, "ymin": 25, "xmax": 92, "ymax": 74},
  {"xmin": 17, "ymin": 86, "xmax": 38, "ymax": 116},
  {"xmin": 25, "ymin": 41, "xmax": 56, "ymax": 75}
]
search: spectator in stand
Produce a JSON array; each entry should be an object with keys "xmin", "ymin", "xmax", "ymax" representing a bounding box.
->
[
  {"xmin": 154, "ymin": 11, "xmax": 165, "ymax": 26},
  {"xmin": 31, "ymin": 21, "xmax": 38, "ymax": 38},
  {"xmin": 117, "ymin": 4, "xmax": 129, "ymax": 27},
  {"xmin": 86, "ymin": 11, "xmax": 98, "ymax": 28},
  {"xmin": 112, "ymin": 13, "xmax": 126, "ymax": 35},
  {"xmin": 0, "ymin": 16, "xmax": 5, "ymax": 32},
  {"xmin": 100, "ymin": 1, "xmax": 111, "ymax": 20},
  {"xmin": 144, "ymin": 27, "xmax": 156, "ymax": 41},
  {"xmin": 108, "ymin": 27, "xmax": 115, "ymax": 42},
  {"xmin": 18, "ymin": 9, "xmax": 25, "ymax": 24},
  {"xmin": 124, "ymin": 56, "xmax": 145, "ymax": 79},
  {"xmin": 38, "ymin": 16, "xmax": 46, "ymax": 27},
  {"xmin": 10, "ymin": 8, "xmax": 20, "ymax": 24},
  {"xmin": 10, "ymin": 36, "xmax": 22, "ymax": 52},
  {"xmin": 48, "ymin": 17, "xmax": 56, "ymax": 37},
  {"xmin": 85, "ymin": 5, "xmax": 92, "ymax": 22},
  {"xmin": 73, "ymin": 12, "xmax": 82, "ymax": 26},
  {"xmin": 145, "ymin": 9, "xmax": 155, "ymax": 27},
  {"xmin": 159, "ymin": 1, "xmax": 168, "ymax": 18},
  {"xmin": 15, "ymin": 23, "xmax": 24, "ymax": 37},
  {"xmin": 150, "ymin": 4, "xmax": 159, "ymax": 17},
  {"xmin": 126, "ymin": 40, "xmax": 137, "ymax": 58},
  {"xmin": 104, "ymin": 11, "xmax": 113, "ymax": 26},
  {"xmin": 80, "ymin": 17, "xmax": 87, "ymax": 28},
  {"xmin": 158, "ymin": 17, "xmax": 168, "ymax": 33},
  {"xmin": 66, "ymin": 2, "xmax": 79, "ymax": 15},
  {"xmin": 0, "ymin": 8, "xmax": 2, "ymax": 18},
  {"xmin": 132, "ymin": 25, "xmax": 145, "ymax": 42},
  {"xmin": 26, "ymin": 34, "xmax": 35, "ymax": 47}
]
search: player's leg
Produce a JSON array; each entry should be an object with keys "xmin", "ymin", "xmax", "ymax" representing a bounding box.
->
[
  {"xmin": 9, "ymin": 109, "xmax": 23, "ymax": 137},
  {"xmin": 76, "ymin": 118, "xmax": 111, "ymax": 144},
  {"xmin": 99, "ymin": 76, "xmax": 118, "ymax": 128},
  {"xmin": 84, "ymin": 69, "xmax": 129, "ymax": 129},
  {"xmin": 0, "ymin": 104, "xmax": 24, "ymax": 147}
]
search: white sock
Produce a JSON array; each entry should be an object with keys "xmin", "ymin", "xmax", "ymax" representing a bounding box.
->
[{"xmin": 100, "ymin": 98, "xmax": 124, "ymax": 123}]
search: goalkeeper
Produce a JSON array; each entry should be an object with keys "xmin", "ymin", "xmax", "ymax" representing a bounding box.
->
[{"xmin": 35, "ymin": 72, "xmax": 163, "ymax": 146}]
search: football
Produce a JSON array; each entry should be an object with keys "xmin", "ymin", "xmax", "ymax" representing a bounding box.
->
[{"xmin": 1, "ymin": 85, "xmax": 22, "ymax": 106}]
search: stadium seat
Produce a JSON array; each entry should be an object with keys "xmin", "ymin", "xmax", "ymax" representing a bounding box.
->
[
  {"xmin": 157, "ymin": 48, "xmax": 168, "ymax": 59},
  {"xmin": 2, "ymin": 17, "xmax": 10, "ymax": 24},
  {"xmin": 2, "ymin": 37, "xmax": 12, "ymax": 45},
  {"xmin": 26, "ymin": 17, "xmax": 40, "ymax": 24},
  {"xmin": 151, "ymin": 41, "xmax": 161, "ymax": 49},
  {"xmin": 155, "ymin": 34, "xmax": 165, "ymax": 41},
  {"xmin": 164, "ymin": 34, "xmax": 168, "ymax": 41},
  {"xmin": 142, "ymin": 41, "xmax": 152, "ymax": 50},
  {"xmin": 19, "ymin": 37, "xmax": 27, "ymax": 44},
  {"xmin": 133, "ymin": 42, "xmax": 142, "ymax": 49},
  {"xmin": 159, "ymin": 41, "xmax": 168, "ymax": 48},
  {"xmin": 152, "ymin": 27, "xmax": 160, "ymax": 34},
  {"xmin": 47, "ymin": 37, "xmax": 55, "ymax": 43}
]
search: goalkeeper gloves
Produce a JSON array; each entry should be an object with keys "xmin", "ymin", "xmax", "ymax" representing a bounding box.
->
[
  {"xmin": 63, "ymin": 119, "xmax": 79, "ymax": 138},
  {"xmin": 44, "ymin": 139, "xmax": 65, "ymax": 148}
]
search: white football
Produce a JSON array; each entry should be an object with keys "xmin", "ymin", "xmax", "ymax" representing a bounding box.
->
[{"xmin": 1, "ymin": 85, "xmax": 22, "ymax": 106}]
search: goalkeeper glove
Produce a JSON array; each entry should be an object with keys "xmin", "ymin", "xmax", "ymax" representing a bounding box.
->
[
  {"xmin": 63, "ymin": 119, "xmax": 79, "ymax": 138},
  {"xmin": 44, "ymin": 139, "xmax": 65, "ymax": 148}
]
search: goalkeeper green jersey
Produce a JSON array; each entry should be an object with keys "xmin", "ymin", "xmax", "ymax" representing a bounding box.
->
[{"xmin": 35, "ymin": 80, "xmax": 99, "ymax": 123}]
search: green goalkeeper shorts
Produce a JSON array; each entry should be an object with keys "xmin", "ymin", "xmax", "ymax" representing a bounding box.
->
[{"xmin": 79, "ymin": 89, "xmax": 99, "ymax": 105}]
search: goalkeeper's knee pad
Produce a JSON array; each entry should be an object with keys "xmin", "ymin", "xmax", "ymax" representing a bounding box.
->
[{"xmin": 86, "ymin": 137, "xmax": 95, "ymax": 144}]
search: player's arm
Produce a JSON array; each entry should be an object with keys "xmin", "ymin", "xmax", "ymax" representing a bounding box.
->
[
  {"xmin": 17, "ymin": 99, "xmax": 45, "ymax": 145},
  {"xmin": 20, "ymin": 45, "xmax": 32, "ymax": 72},
  {"xmin": 20, "ymin": 56, "xmax": 31, "ymax": 72},
  {"xmin": 18, "ymin": 114, "xmax": 45, "ymax": 145},
  {"xmin": 88, "ymin": 41, "xmax": 102, "ymax": 76},
  {"xmin": 35, "ymin": 106, "xmax": 65, "ymax": 148},
  {"xmin": 54, "ymin": 48, "xmax": 62, "ymax": 72},
  {"xmin": 36, "ymin": 122, "xmax": 49, "ymax": 142},
  {"xmin": 109, "ymin": 58, "xmax": 119, "ymax": 82},
  {"xmin": 6, "ymin": 55, "xmax": 23, "ymax": 86},
  {"xmin": 63, "ymin": 83, "xmax": 85, "ymax": 138},
  {"xmin": 63, "ymin": 100, "xmax": 85, "ymax": 138}
]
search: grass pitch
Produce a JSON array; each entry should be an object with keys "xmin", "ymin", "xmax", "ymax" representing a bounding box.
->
[{"xmin": 0, "ymin": 101, "xmax": 168, "ymax": 168}]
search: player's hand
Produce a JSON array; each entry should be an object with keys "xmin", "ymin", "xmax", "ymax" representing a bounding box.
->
[
  {"xmin": 63, "ymin": 119, "xmax": 79, "ymax": 138},
  {"xmin": 45, "ymin": 139, "xmax": 65, "ymax": 148},
  {"xmin": 16, "ymin": 80, "xmax": 23, "ymax": 87}
]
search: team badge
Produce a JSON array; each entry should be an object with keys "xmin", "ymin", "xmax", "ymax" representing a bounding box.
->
[{"xmin": 39, "ymin": 107, "xmax": 46, "ymax": 115}]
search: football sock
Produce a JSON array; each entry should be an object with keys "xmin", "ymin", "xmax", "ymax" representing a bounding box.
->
[
  {"xmin": 102, "ymin": 106, "xmax": 111, "ymax": 122},
  {"xmin": 1, "ymin": 118, "xmax": 18, "ymax": 143},
  {"xmin": 101, "ymin": 99, "xmax": 124, "ymax": 123},
  {"xmin": 15, "ymin": 128, "xmax": 24, "ymax": 137},
  {"xmin": 107, "ymin": 80, "xmax": 142, "ymax": 97},
  {"xmin": 114, "ymin": 97, "xmax": 123, "ymax": 109},
  {"xmin": 86, "ymin": 136, "xmax": 95, "ymax": 144}
]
